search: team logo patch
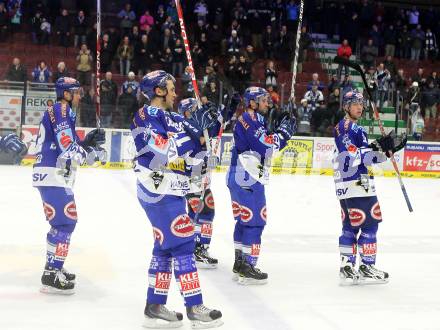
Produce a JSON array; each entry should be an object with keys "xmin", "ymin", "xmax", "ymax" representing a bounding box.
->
[
  {"xmin": 179, "ymin": 271, "xmax": 201, "ymax": 297},
  {"xmin": 154, "ymin": 134, "xmax": 168, "ymax": 150},
  {"xmin": 347, "ymin": 144, "xmax": 358, "ymax": 154},
  {"xmin": 240, "ymin": 205, "xmax": 253, "ymax": 222},
  {"xmin": 59, "ymin": 131, "xmax": 73, "ymax": 149},
  {"xmin": 260, "ymin": 206, "xmax": 267, "ymax": 222},
  {"xmin": 251, "ymin": 244, "xmax": 261, "ymax": 256},
  {"xmin": 170, "ymin": 215, "xmax": 194, "ymax": 238},
  {"xmin": 188, "ymin": 197, "xmax": 201, "ymax": 213},
  {"xmin": 153, "ymin": 227, "xmax": 164, "ymax": 245},
  {"xmin": 205, "ymin": 192, "xmax": 215, "ymax": 209},
  {"xmin": 43, "ymin": 202, "xmax": 56, "ymax": 221},
  {"xmin": 154, "ymin": 272, "xmax": 171, "ymax": 295},
  {"xmin": 348, "ymin": 208, "xmax": 366, "ymax": 226},
  {"xmin": 201, "ymin": 223, "xmax": 212, "ymax": 238},
  {"xmin": 55, "ymin": 243, "xmax": 69, "ymax": 257},
  {"xmin": 361, "ymin": 243, "xmax": 377, "ymax": 256},
  {"xmin": 64, "ymin": 201, "xmax": 78, "ymax": 220},
  {"xmin": 370, "ymin": 202, "xmax": 382, "ymax": 220},
  {"xmin": 341, "ymin": 208, "xmax": 345, "ymax": 222},
  {"xmin": 232, "ymin": 201, "xmax": 241, "ymax": 218}
]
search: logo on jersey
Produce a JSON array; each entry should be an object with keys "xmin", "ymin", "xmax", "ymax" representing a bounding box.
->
[
  {"xmin": 171, "ymin": 215, "xmax": 194, "ymax": 238},
  {"xmin": 251, "ymin": 244, "xmax": 261, "ymax": 256},
  {"xmin": 58, "ymin": 131, "xmax": 73, "ymax": 149},
  {"xmin": 48, "ymin": 107, "xmax": 56, "ymax": 123},
  {"xmin": 341, "ymin": 208, "xmax": 345, "ymax": 222},
  {"xmin": 370, "ymin": 202, "xmax": 382, "ymax": 220},
  {"xmin": 240, "ymin": 205, "xmax": 253, "ymax": 222},
  {"xmin": 55, "ymin": 243, "xmax": 69, "ymax": 258},
  {"xmin": 179, "ymin": 271, "xmax": 201, "ymax": 297},
  {"xmin": 64, "ymin": 201, "xmax": 77, "ymax": 220},
  {"xmin": 260, "ymin": 206, "xmax": 267, "ymax": 222},
  {"xmin": 153, "ymin": 227, "xmax": 164, "ymax": 245},
  {"xmin": 232, "ymin": 201, "xmax": 241, "ymax": 218},
  {"xmin": 200, "ymin": 223, "xmax": 212, "ymax": 238},
  {"xmin": 154, "ymin": 272, "xmax": 172, "ymax": 294},
  {"xmin": 188, "ymin": 197, "xmax": 201, "ymax": 213},
  {"xmin": 347, "ymin": 144, "xmax": 358, "ymax": 155},
  {"xmin": 260, "ymin": 134, "xmax": 274, "ymax": 147},
  {"xmin": 43, "ymin": 202, "xmax": 56, "ymax": 221},
  {"xmin": 361, "ymin": 243, "xmax": 377, "ymax": 256},
  {"xmin": 205, "ymin": 192, "xmax": 215, "ymax": 209},
  {"xmin": 348, "ymin": 208, "xmax": 366, "ymax": 226}
]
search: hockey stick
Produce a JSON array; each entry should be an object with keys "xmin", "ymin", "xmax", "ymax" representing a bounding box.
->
[
  {"xmin": 95, "ymin": 0, "xmax": 101, "ymax": 129},
  {"xmin": 333, "ymin": 56, "xmax": 413, "ymax": 212}
]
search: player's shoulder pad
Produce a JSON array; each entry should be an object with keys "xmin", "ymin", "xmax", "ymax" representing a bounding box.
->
[{"xmin": 146, "ymin": 106, "xmax": 162, "ymax": 117}]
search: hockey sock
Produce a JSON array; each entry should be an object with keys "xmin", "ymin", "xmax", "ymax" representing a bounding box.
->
[
  {"xmin": 147, "ymin": 254, "xmax": 172, "ymax": 304},
  {"xmin": 339, "ymin": 227, "xmax": 359, "ymax": 264},
  {"xmin": 233, "ymin": 221, "xmax": 244, "ymax": 255},
  {"xmin": 358, "ymin": 223, "xmax": 378, "ymax": 265},
  {"xmin": 172, "ymin": 241, "xmax": 203, "ymax": 307},
  {"xmin": 45, "ymin": 224, "xmax": 75, "ymax": 270},
  {"xmin": 189, "ymin": 190, "xmax": 215, "ymax": 246},
  {"xmin": 242, "ymin": 226, "xmax": 264, "ymax": 266}
]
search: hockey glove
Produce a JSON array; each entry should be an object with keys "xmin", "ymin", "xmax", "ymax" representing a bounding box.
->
[
  {"xmin": 275, "ymin": 114, "xmax": 297, "ymax": 141},
  {"xmin": 85, "ymin": 146, "xmax": 108, "ymax": 166},
  {"xmin": 81, "ymin": 128, "xmax": 106, "ymax": 149},
  {"xmin": 369, "ymin": 131, "xmax": 407, "ymax": 157},
  {"xmin": 192, "ymin": 102, "xmax": 219, "ymax": 131},
  {"xmin": 0, "ymin": 133, "xmax": 27, "ymax": 155}
]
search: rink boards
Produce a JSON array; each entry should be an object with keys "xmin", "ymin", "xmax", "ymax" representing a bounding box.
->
[{"xmin": 20, "ymin": 125, "xmax": 440, "ymax": 179}]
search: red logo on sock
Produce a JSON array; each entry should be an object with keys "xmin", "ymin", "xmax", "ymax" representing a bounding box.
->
[
  {"xmin": 155, "ymin": 272, "xmax": 171, "ymax": 290},
  {"xmin": 179, "ymin": 271, "xmax": 201, "ymax": 297},
  {"xmin": 362, "ymin": 243, "xmax": 377, "ymax": 256},
  {"xmin": 200, "ymin": 223, "xmax": 212, "ymax": 237},
  {"xmin": 251, "ymin": 244, "xmax": 261, "ymax": 256},
  {"xmin": 55, "ymin": 243, "xmax": 69, "ymax": 257}
]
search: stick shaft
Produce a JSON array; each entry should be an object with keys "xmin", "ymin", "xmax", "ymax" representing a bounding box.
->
[
  {"xmin": 95, "ymin": 0, "xmax": 101, "ymax": 129},
  {"xmin": 290, "ymin": 0, "xmax": 304, "ymax": 102}
]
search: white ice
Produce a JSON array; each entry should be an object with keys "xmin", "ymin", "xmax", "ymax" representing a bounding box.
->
[{"xmin": 1, "ymin": 165, "xmax": 440, "ymax": 330}]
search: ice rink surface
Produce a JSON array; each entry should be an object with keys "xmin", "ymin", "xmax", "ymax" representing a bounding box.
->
[{"xmin": 1, "ymin": 165, "xmax": 440, "ymax": 330}]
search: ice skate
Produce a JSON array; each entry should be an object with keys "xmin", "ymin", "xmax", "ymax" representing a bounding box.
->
[
  {"xmin": 186, "ymin": 304, "xmax": 223, "ymax": 329},
  {"xmin": 40, "ymin": 268, "xmax": 75, "ymax": 295},
  {"xmin": 238, "ymin": 260, "xmax": 268, "ymax": 285},
  {"xmin": 358, "ymin": 263, "xmax": 389, "ymax": 285},
  {"xmin": 232, "ymin": 250, "xmax": 243, "ymax": 281},
  {"xmin": 194, "ymin": 244, "xmax": 218, "ymax": 269},
  {"xmin": 61, "ymin": 267, "xmax": 76, "ymax": 282},
  {"xmin": 143, "ymin": 303, "xmax": 183, "ymax": 329},
  {"xmin": 339, "ymin": 256, "xmax": 360, "ymax": 286}
]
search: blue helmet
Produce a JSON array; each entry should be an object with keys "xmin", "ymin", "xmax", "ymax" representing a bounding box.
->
[
  {"xmin": 55, "ymin": 77, "xmax": 81, "ymax": 99},
  {"xmin": 342, "ymin": 89, "xmax": 364, "ymax": 109},
  {"xmin": 178, "ymin": 98, "xmax": 197, "ymax": 115},
  {"xmin": 243, "ymin": 86, "xmax": 269, "ymax": 108},
  {"xmin": 140, "ymin": 70, "xmax": 176, "ymax": 100}
]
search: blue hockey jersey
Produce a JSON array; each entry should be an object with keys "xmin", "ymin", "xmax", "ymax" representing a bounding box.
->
[
  {"xmin": 32, "ymin": 102, "xmax": 86, "ymax": 188},
  {"xmin": 333, "ymin": 118, "xmax": 386, "ymax": 200}
]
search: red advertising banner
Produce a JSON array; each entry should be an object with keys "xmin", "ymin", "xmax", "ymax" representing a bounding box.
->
[{"xmin": 403, "ymin": 143, "xmax": 440, "ymax": 172}]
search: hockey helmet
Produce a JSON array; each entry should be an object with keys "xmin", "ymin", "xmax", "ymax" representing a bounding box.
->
[
  {"xmin": 140, "ymin": 70, "xmax": 176, "ymax": 100},
  {"xmin": 55, "ymin": 77, "xmax": 81, "ymax": 99},
  {"xmin": 178, "ymin": 98, "xmax": 197, "ymax": 115},
  {"xmin": 342, "ymin": 89, "xmax": 364, "ymax": 109},
  {"xmin": 243, "ymin": 86, "xmax": 269, "ymax": 108}
]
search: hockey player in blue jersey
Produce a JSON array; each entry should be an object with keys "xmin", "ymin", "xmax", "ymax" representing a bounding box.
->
[
  {"xmin": 227, "ymin": 87, "xmax": 296, "ymax": 285},
  {"xmin": 0, "ymin": 133, "xmax": 27, "ymax": 164},
  {"xmin": 333, "ymin": 90, "xmax": 407, "ymax": 285},
  {"xmin": 131, "ymin": 70, "xmax": 223, "ymax": 329},
  {"xmin": 178, "ymin": 97, "xmax": 220, "ymax": 269},
  {"xmin": 32, "ymin": 77, "xmax": 106, "ymax": 294}
]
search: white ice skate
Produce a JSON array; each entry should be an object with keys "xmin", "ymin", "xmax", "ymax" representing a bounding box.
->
[
  {"xmin": 358, "ymin": 263, "xmax": 389, "ymax": 285},
  {"xmin": 143, "ymin": 303, "xmax": 183, "ymax": 329},
  {"xmin": 339, "ymin": 256, "xmax": 360, "ymax": 286}
]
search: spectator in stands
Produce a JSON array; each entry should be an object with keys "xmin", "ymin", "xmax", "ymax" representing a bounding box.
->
[
  {"xmin": 40, "ymin": 17, "xmax": 51, "ymax": 45},
  {"xmin": 410, "ymin": 24, "xmax": 425, "ymax": 61},
  {"xmin": 225, "ymin": 55, "xmax": 238, "ymax": 91},
  {"xmin": 73, "ymin": 10, "xmax": 87, "ymax": 48},
  {"xmin": 155, "ymin": 4, "xmax": 166, "ymax": 27},
  {"xmin": 298, "ymin": 25, "xmax": 312, "ymax": 72},
  {"xmin": 406, "ymin": 82, "xmax": 421, "ymax": 113},
  {"xmin": 76, "ymin": 43, "xmax": 93, "ymax": 86},
  {"xmin": 276, "ymin": 25, "xmax": 291, "ymax": 63},
  {"xmin": 80, "ymin": 88, "xmax": 95, "ymax": 127},
  {"xmin": 286, "ymin": 0, "xmax": 299, "ymax": 35},
  {"xmin": 118, "ymin": 3, "xmax": 136, "ymax": 36},
  {"xmin": 346, "ymin": 13, "xmax": 360, "ymax": 53},
  {"xmin": 340, "ymin": 74, "xmax": 355, "ymax": 96},
  {"xmin": 328, "ymin": 87, "xmax": 342, "ymax": 124},
  {"xmin": 262, "ymin": 25, "xmax": 276, "ymax": 59},
  {"xmin": 410, "ymin": 104, "xmax": 424, "ymax": 141},
  {"xmin": 100, "ymin": 71, "xmax": 118, "ymax": 128},
  {"xmin": 8, "ymin": 2, "xmax": 22, "ymax": 34},
  {"xmin": 265, "ymin": 60, "xmax": 278, "ymax": 88},
  {"xmin": 31, "ymin": 11, "xmax": 43, "ymax": 44},
  {"xmin": 244, "ymin": 45, "xmax": 257, "ymax": 65},
  {"xmin": 6, "ymin": 58, "xmax": 27, "ymax": 82},
  {"xmin": 267, "ymin": 85, "xmax": 280, "ymax": 106},
  {"xmin": 171, "ymin": 38, "xmax": 184, "ymax": 78},
  {"xmin": 427, "ymin": 71, "xmax": 439, "ymax": 88},
  {"xmin": 130, "ymin": 25, "xmax": 141, "ymax": 50},
  {"xmin": 101, "ymin": 34, "xmax": 114, "ymax": 73},
  {"xmin": 203, "ymin": 80, "xmax": 219, "ymax": 105},
  {"xmin": 307, "ymin": 73, "xmax": 325, "ymax": 91},
  {"xmin": 55, "ymin": 9, "xmax": 72, "ymax": 47},
  {"xmin": 236, "ymin": 54, "xmax": 251, "ymax": 94},
  {"xmin": 361, "ymin": 38, "xmax": 378, "ymax": 70},
  {"xmin": 421, "ymin": 80, "xmax": 440, "ymax": 120},
  {"xmin": 139, "ymin": 9, "xmax": 154, "ymax": 32},
  {"xmin": 227, "ymin": 30, "xmax": 241, "ymax": 57},
  {"xmin": 203, "ymin": 65, "xmax": 217, "ymax": 85},
  {"xmin": 328, "ymin": 74, "xmax": 340, "ymax": 94},
  {"xmin": 166, "ymin": 1, "xmax": 178, "ymax": 23},
  {"xmin": 160, "ymin": 47, "xmax": 173, "ymax": 73},
  {"xmin": 32, "ymin": 61, "xmax": 51, "ymax": 83},
  {"xmin": 135, "ymin": 34, "xmax": 154, "ymax": 76},
  {"xmin": 384, "ymin": 24, "xmax": 397, "ymax": 57},
  {"xmin": 181, "ymin": 66, "xmax": 194, "ymax": 98},
  {"xmin": 53, "ymin": 62, "xmax": 70, "ymax": 82},
  {"xmin": 118, "ymin": 80, "xmax": 139, "ymax": 128},
  {"xmin": 117, "ymin": 36, "xmax": 134, "ymax": 76},
  {"xmin": 395, "ymin": 69, "xmax": 408, "ymax": 96},
  {"xmin": 122, "ymin": 71, "xmax": 139, "ymax": 95},
  {"xmin": 207, "ymin": 23, "xmax": 222, "ymax": 55},
  {"xmin": 425, "ymin": 28, "xmax": 438, "ymax": 62},
  {"xmin": 0, "ymin": 3, "xmax": 8, "ymax": 42},
  {"xmin": 206, "ymin": 58, "xmax": 219, "ymax": 73},
  {"xmin": 194, "ymin": 0, "xmax": 208, "ymax": 23},
  {"xmin": 311, "ymin": 100, "xmax": 332, "ymax": 136},
  {"xmin": 336, "ymin": 39, "xmax": 352, "ymax": 79},
  {"xmin": 159, "ymin": 28, "xmax": 175, "ymax": 57},
  {"xmin": 412, "ymin": 68, "xmax": 426, "ymax": 89},
  {"xmin": 397, "ymin": 25, "xmax": 411, "ymax": 59},
  {"xmin": 407, "ymin": 6, "xmax": 419, "ymax": 30},
  {"xmin": 374, "ymin": 63, "xmax": 391, "ymax": 109},
  {"xmin": 304, "ymin": 83, "xmax": 324, "ymax": 111},
  {"xmin": 383, "ymin": 55, "xmax": 397, "ymax": 79},
  {"xmin": 86, "ymin": 23, "xmax": 97, "ymax": 54},
  {"xmin": 296, "ymin": 98, "xmax": 312, "ymax": 135}
]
